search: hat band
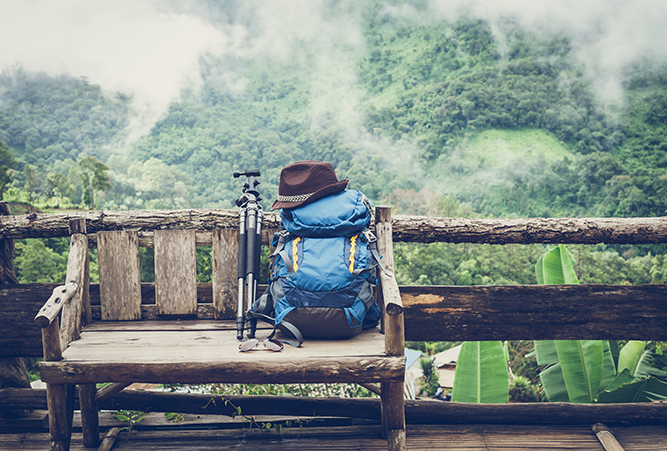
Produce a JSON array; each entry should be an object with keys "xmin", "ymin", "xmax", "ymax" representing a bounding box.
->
[{"xmin": 276, "ymin": 192, "xmax": 315, "ymax": 203}]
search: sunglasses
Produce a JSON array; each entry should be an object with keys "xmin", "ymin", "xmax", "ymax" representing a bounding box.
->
[{"xmin": 239, "ymin": 338, "xmax": 284, "ymax": 352}]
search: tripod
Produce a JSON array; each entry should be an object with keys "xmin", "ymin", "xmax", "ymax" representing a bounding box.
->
[{"xmin": 233, "ymin": 169, "xmax": 263, "ymax": 340}]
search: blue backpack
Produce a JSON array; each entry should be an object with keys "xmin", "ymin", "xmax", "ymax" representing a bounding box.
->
[{"xmin": 251, "ymin": 190, "xmax": 382, "ymax": 346}]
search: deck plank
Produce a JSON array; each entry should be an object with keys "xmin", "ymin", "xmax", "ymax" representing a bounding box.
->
[{"xmin": 7, "ymin": 424, "xmax": 667, "ymax": 450}]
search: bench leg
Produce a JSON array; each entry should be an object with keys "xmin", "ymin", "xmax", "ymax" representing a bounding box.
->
[
  {"xmin": 79, "ymin": 384, "xmax": 101, "ymax": 448},
  {"xmin": 46, "ymin": 383, "xmax": 74, "ymax": 451},
  {"xmin": 381, "ymin": 382, "xmax": 406, "ymax": 451}
]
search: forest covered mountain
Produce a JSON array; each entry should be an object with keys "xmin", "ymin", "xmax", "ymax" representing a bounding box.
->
[{"xmin": 1, "ymin": 1, "xmax": 666, "ymax": 285}]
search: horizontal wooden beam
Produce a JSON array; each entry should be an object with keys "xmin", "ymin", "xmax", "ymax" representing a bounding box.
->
[
  {"xmin": 392, "ymin": 215, "xmax": 667, "ymax": 244},
  {"xmin": 38, "ymin": 357, "xmax": 406, "ymax": 385},
  {"xmin": 402, "ymin": 284, "xmax": 667, "ymax": 341},
  {"xmin": 0, "ymin": 209, "xmax": 281, "ymax": 240},
  {"xmin": 5, "ymin": 282, "xmax": 667, "ymax": 357},
  {"xmin": 2, "ymin": 209, "xmax": 667, "ymax": 245},
  {"xmin": 0, "ymin": 283, "xmax": 61, "ymax": 357},
  {"xmin": 2, "ymin": 388, "xmax": 666, "ymax": 425},
  {"xmin": 403, "ymin": 400, "xmax": 667, "ymax": 425}
]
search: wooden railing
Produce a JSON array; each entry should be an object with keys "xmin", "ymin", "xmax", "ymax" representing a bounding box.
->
[
  {"xmin": 3, "ymin": 210, "xmax": 667, "ymax": 353},
  {"xmin": 2, "ymin": 209, "xmax": 667, "ymax": 426}
]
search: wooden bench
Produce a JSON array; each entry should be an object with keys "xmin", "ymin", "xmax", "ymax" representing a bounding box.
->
[{"xmin": 35, "ymin": 207, "xmax": 406, "ymax": 451}]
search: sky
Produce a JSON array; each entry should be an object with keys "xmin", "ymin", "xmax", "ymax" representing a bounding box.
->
[{"xmin": 1, "ymin": 0, "xmax": 666, "ymax": 135}]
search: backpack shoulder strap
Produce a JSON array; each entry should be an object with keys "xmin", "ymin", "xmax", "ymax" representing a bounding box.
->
[
  {"xmin": 271, "ymin": 229, "xmax": 296, "ymax": 276},
  {"xmin": 360, "ymin": 229, "xmax": 391, "ymax": 277}
]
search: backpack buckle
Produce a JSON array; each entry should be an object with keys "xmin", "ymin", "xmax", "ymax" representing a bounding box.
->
[
  {"xmin": 270, "ymin": 230, "xmax": 292, "ymax": 257},
  {"xmin": 361, "ymin": 229, "xmax": 376, "ymax": 244}
]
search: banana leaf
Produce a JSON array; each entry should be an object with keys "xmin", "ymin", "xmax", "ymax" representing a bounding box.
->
[
  {"xmin": 451, "ymin": 341, "xmax": 509, "ymax": 403},
  {"xmin": 555, "ymin": 339, "xmax": 604, "ymax": 403},
  {"xmin": 600, "ymin": 340, "xmax": 617, "ymax": 394},
  {"xmin": 535, "ymin": 244, "xmax": 578, "ymax": 285},
  {"xmin": 535, "ymin": 340, "xmax": 559, "ymax": 366},
  {"xmin": 597, "ymin": 377, "xmax": 667, "ymax": 403},
  {"xmin": 539, "ymin": 362, "xmax": 569, "ymax": 402},
  {"xmin": 618, "ymin": 341, "xmax": 647, "ymax": 376},
  {"xmin": 535, "ymin": 245, "xmax": 584, "ymax": 402},
  {"xmin": 600, "ymin": 369, "xmax": 635, "ymax": 394}
]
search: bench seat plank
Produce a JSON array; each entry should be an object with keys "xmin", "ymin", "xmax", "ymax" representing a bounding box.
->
[{"xmin": 39, "ymin": 321, "xmax": 403, "ymax": 385}]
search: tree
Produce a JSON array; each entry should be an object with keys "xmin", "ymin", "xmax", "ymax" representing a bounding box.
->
[
  {"xmin": 0, "ymin": 140, "xmax": 16, "ymax": 200},
  {"xmin": 78, "ymin": 156, "xmax": 112, "ymax": 209}
]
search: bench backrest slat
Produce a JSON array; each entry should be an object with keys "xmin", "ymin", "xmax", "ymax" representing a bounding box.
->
[
  {"xmin": 154, "ymin": 230, "xmax": 197, "ymax": 316},
  {"xmin": 98, "ymin": 231, "xmax": 142, "ymax": 321},
  {"xmin": 212, "ymin": 229, "xmax": 239, "ymax": 319}
]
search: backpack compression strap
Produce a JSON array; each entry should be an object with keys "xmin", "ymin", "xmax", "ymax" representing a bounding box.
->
[{"xmin": 248, "ymin": 288, "xmax": 304, "ymax": 347}]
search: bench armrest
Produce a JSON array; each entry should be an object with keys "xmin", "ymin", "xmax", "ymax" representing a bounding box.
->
[
  {"xmin": 380, "ymin": 271, "xmax": 403, "ymax": 316},
  {"xmin": 34, "ymin": 283, "xmax": 78, "ymax": 328},
  {"xmin": 35, "ymin": 218, "xmax": 90, "ymax": 361}
]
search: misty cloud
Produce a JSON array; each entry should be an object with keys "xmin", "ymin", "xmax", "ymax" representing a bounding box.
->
[
  {"xmin": 424, "ymin": 0, "xmax": 667, "ymax": 103},
  {"xmin": 2, "ymin": 0, "xmax": 666, "ymax": 143},
  {"xmin": 0, "ymin": 0, "xmax": 235, "ymax": 138}
]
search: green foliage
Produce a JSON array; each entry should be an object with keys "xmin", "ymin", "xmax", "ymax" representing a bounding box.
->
[
  {"xmin": 417, "ymin": 357, "xmax": 441, "ymax": 397},
  {"xmin": 509, "ymin": 375, "xmax": 544, "ymax": 403},
  {"xmin": 1, "ymin": 10, "xmax": 666, "ymax": 220},
  {"xmin": 451, "ymin": 340, "xmax": 509, "ymax": 403},
  {"xmin": 0, "ymin": 67, "xmax": 130, "ymax": 160},
  {"xmin": 0, "ymin": 139, "xmax": 16, "ymax": 199},
  {"xmin": 207, "ymin": 382, "xmax": 377, "ymax": 399},
  {"xmin": 14, "ymin": 239, "xmax": 68, "ymax": 283},
  {"xmin": 78, "ymin": 155, "xmax": 112, "ymax": 209},
  {"xmin": 113, "ymin": 410, "xmax": 146, "ymax": 439}
]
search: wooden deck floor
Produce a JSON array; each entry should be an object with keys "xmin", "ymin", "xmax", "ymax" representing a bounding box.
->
[{"xmin": 3, "ymin": 422, "xmax": 667, "ymax": 450}]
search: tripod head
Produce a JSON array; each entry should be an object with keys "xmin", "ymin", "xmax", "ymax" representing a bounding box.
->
[{"xmin": 234, "ymin": 169, "xmax": 262, "ymax": 207}]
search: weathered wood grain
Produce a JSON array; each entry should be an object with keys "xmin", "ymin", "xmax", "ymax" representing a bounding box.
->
[
  {"xmin": 97, "ymin": 427, "xmax": 120, "ymax": 451},
  {"xmin": 376, "ymin": 206, "xmax": 405, "ymax": 362},
  {"xmin": 97, "ymin": 231, "xmax": 141, "ymax": 321},
  {"xmin": 60, "ymin": 230, "xmax": 88, "ymax": 348},
  {"xmin": 3, "ymin": 209, "xmax": 667, "ymax": 245},
  {"xmin": 0, "ymin": 202, "xmax": 31, "ymax": 419},
  {"xmin": 45, "ymin": 383, "xmax": 69, "ymax": 451},
  {"xmin": 391, "ymin": 215, "xmax": 667, "ymax": 244},
  {"xmin": 9, "ymin": 281, "xmax": 667, "ymax": 358},
  {"xmin": 402, "ymin": 284, "xmax": 667, "ymax": 341},
  {"xmin": 38, "ymin": 323, "xmax": 401, "ymax": 384},
  {"xmin": 39, "ymin": 357, "xmax": 405, "ymax": 385},
  {"xmin": 212, "ymin": 229, "xmax": 238, "ymax": 319},
  {"xmin": 0, "ymin": 209, "xmax": 280, "ymax": 240},
  {"xmin": 34, "ymin": 283, "xmax": 78, "ymax": 329},
  {"xmin": 382, "ymin": 381, "xmax": 406, "ymax": 447},
  {"xmin": 70, "ymin": 218, "xmax": 91, "ymax": 327},
  {"xmin": 78, "ymin": 384, "xmax": 99, "ymax": 448},
  {"xmin": 0, "ymin": 283, "xmax": 62, "ymax": 357},
  {"xmin": 41, "ymin": 318, "xmax": 62, "ymax": 362},
  {"xmin": 592, "ymin": 423, "xmax": 626, "ymax": 451},
  {"xmin": 5, "ymin": 387, "xmax": 667, "ymax": 425},
  {"xmin": 94, "ymin": 382, "xmax": 131, "ymax": 403},
  {"xmin": 154, "ymin": 230, "xmax": 197, "ymax": 316}
]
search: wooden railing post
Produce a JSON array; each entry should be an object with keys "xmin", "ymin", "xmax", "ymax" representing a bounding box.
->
[{"xmin": 375, "ymin": 206, "xmax": 406, "ymax": 451}]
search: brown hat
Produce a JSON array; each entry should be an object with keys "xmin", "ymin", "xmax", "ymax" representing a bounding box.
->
[{"xmin": 271, "ymin": 161, "xmax": 348, "ymax": 210}]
